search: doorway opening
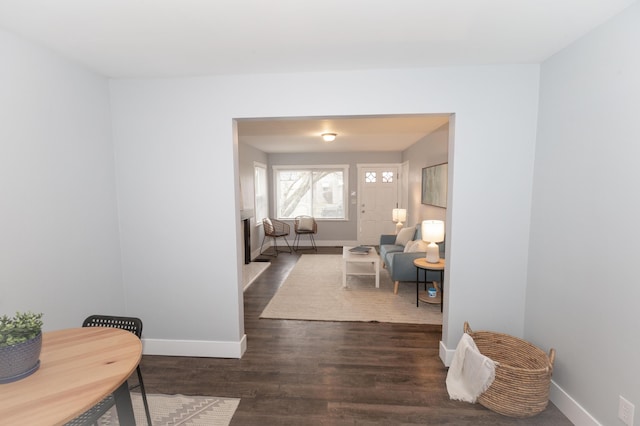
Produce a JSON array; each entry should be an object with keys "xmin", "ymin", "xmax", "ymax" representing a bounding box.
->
[{"xmin": 235, "ymin": 112, "xmax": 453, "ymax": 342}]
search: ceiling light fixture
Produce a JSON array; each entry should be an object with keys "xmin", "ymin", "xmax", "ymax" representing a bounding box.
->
[{"xmin": 321, "ymin": 133, "xmax": 337, "ymax": 142}]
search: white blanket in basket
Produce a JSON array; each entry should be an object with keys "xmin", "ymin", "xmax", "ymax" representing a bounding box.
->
[{"xmin": 446, "ymin": 333, "xmax": 496, "ymax": 403}]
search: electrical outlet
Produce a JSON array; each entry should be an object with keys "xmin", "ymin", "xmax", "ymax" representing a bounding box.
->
[{"xmin": 619, "ymin": 396, "xmax": 635, "ymax": 426}]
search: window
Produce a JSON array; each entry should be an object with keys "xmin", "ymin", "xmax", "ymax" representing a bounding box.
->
[
  {"xmin": 254, "ymin": 162, "xmax": 268, "ymax": 222},
  {"xmin": 273, "ymin": 165, "xmax": 348, "ymax": 220}
]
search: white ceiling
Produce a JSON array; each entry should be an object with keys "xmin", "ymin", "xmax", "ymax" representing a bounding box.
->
[
  {"xmin": 0, "ymin": 0, "xmax": 634, "ymax": 78},
  {"xmin": 238, "ymin": 115, "xmax": 450, "ymax": 153},
  {"xmin": 1, "ymin": 0, "xmax": 635, "ymax": 153}
]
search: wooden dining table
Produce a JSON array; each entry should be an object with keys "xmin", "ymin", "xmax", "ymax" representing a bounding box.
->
[{"xmin": 0, "ymin": 327, "xmax": 142, "ymax": 425}]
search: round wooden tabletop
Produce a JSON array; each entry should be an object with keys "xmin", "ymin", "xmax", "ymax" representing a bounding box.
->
[
  {"xmin": 0, "ymin": 327, "xmax": 142, "ymax": 425},
  {"xmin": 413, "ymin": 257, "xmax": 445, "ymax": 270}
]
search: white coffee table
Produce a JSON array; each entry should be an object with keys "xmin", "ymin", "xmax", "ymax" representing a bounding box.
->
[{"xmin": 342, "ymin": 246, "xmax": 380, "ymax": 288}]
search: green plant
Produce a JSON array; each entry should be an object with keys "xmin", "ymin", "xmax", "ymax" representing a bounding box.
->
[{"xmin": 0, "ymin": 311, "xmax": 44, "ymax": 347}]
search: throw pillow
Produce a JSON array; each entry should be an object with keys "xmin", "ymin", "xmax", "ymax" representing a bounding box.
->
[
  {"xmin": 395, "ymin": 227, "xmax": 415, "ymax": 247},
  {"xmin": 408, "ymin": 240, "xmax": 429, "ymax": 253},
  {"xmin": 403, "ymin": 240, "xmax": 416, "ymax": 253},
  {"xmin": 297, "ymin": 217, "xmax": 315, "ymax": 231}
]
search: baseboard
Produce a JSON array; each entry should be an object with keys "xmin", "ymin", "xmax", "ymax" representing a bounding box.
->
[
  {"xmin": 251, "ymin": 247, "xmax": 265, "ymax": 261},
  {"xmin": 252, "ymin": 241, "xmax": 362, "ymax": 260},
  {"xmin": 315, "ymin": 240, "xmax": 360, "ymax": 247},
  {"xmin": 142, "ymin": 334, "xmax": 247, "ymax": 359},
  {"xmin": 550, "ymin": 380, "xmax": 602, "ymax": 425},
  {"xmin": 439, "ymin": 340, "xmax": 455, "ymax": 366}
]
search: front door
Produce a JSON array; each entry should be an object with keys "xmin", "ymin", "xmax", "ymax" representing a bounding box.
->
[{"xmin": 357, "ymin": 165, "xmax": 400, "ymax": 245}]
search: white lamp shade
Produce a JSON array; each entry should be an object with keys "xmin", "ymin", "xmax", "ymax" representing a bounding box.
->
[
  {"xmin": 421, "ymin": 220, "xmax": 445, "ymax": 243},
  {"xmin": 392, "ymin": 208, "xmax": 407, "ymax": 223}
]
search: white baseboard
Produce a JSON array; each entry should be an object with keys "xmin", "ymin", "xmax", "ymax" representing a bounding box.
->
[
  {"xmin": 142, "ymin": 334, "xmax": 247, "ymax": 359},
  {"xmin": 251, "ymin": 247, "xmax": 265, "ymax": 260},
  {"xmin": 252, "ymin": 240, "xmax": 360, "ymax": 259},
  {"xmin": 439, "ymin": 340, "xmax": 455, "ymax": 366},
  {"xmin": 550, "ymin": 381, "xmax": 602, "ymax": 425},
  {"xmin": 315, "ymin": 240, "xmax": 360, "ymax": 247},
  {"xmin": 439, "ymin": 340, "xmax": 600, "ymax": 425}
]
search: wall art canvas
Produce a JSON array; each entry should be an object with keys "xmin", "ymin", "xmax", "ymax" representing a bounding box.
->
[{"xmin": 421, "ymin": 163, "xmax": 448, "ymax": 208}]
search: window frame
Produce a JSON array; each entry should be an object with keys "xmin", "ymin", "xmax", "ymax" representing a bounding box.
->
[
  {"xmin": 272, "ymin": 164, "xmax": 349, "ymax": 221},
  {"xmin": 253, "ymin": 161, "xmax": 268, "ymax": 226}
]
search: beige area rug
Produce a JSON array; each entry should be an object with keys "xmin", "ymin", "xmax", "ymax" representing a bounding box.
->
[
  {"xmin": 243, "ymin": 261, "xmax": 270, "ymax": 291},
  {"xmin": 260, "ymin": 254, "xmax": 442, "ymax": 325},
  {"xmin": 97, "ymin": 393, "xmax": 240, "ymax": 426}
]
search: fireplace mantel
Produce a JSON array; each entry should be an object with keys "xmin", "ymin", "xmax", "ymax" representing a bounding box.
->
[{"xmin": 240, "ymin": 209, "xmax": 254, "ymax": 221}]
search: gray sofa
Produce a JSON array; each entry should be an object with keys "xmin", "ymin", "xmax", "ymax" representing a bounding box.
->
[{"xmin": 379, "ymin": 224, "xmax": 445, "ymax": 293}]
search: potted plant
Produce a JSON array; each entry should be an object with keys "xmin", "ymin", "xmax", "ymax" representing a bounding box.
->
[{"xmin": 0, "ymin": 311, "xmax": 44, "ymax": 383}]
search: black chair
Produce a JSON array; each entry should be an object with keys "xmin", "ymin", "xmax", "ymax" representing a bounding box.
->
[
  {"xmin": 65, "ymin": 315, "xmax": 152, "ymax": 426},
  {"xmin": 293, "ymin": 215, "xmax": 318, "ymax": 252},
  {"xmin": 260, "ymin": 218, "xmax": 292, "ymax": 256}
]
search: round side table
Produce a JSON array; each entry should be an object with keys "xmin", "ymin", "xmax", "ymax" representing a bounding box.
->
[{"xmin": 413, "ymin": 258, "xmax": 445, "ymax": 312}]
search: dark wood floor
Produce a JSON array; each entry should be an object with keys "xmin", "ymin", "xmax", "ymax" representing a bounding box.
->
[{"xmin": 140, "ymin": 247, "xmax": 571, "ymax": 425}]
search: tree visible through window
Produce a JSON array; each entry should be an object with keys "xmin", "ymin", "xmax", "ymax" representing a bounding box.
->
[{"xmin": 274, "ymin": 166, "xmax": 348, "ymax": 219}]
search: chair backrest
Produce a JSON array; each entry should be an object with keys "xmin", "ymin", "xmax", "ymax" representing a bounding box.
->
[
  {"xmin": 295, "ymin": 215, "xmax": 317, "ymax": 233},
  {"xmin": 263, "ymin": 218, "xmax": 290, "ymax": 235},
  {"xmin": 262, "ymin": 218, "xmax": 275, "ymax": 235},
  {"xmin": 82, "ymin": 315, "xmax": 143, "ymax": 339}
]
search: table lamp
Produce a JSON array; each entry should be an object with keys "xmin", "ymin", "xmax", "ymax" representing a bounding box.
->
[
  {"xmin": 422, "ymin": 220, "xmax": 445, "ymax": 263},
  {"xmin": 392, "ymin": 208, "xmax": 407, "ymax": 234}
]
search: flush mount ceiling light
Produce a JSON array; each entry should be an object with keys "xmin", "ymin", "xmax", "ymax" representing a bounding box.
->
[{"xmin": 321, "ymin": 133, "xmax": 337, "ymax": 142}]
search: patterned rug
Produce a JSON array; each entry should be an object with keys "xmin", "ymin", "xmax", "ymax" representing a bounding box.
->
[
  {"xmin": 260, "ymin": 254, "xmax": 442, "ymax": 325},
  {"xmin": 97, "ymin": 393, "xmax": 240, "ymax": 426}
]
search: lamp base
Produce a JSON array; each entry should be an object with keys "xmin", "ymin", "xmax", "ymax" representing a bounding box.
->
[
  {"xmin": 426, "ymin": 242, "xmax": 440, "ymax": 263},
  {"xmin": 395, "ymin": 222, "xmax": 404, "ymax": 235}
]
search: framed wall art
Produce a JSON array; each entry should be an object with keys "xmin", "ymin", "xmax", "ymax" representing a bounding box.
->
[{"xmin": 421, "ymin": 163, "xmax": 448, "ymax": 208}]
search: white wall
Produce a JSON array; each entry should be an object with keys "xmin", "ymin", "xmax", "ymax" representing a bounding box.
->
[
  {"xmin": 527, "ymin": 3, "xmax": 640, "ymax": 425},
  {"xmin": 0, "ymin": 29, "xmax": 124, "ymax": 329},
  {"xmin": 403, "ymin": 122, "xmax": 449, "ymax": 227},
  {"xmin": 109, "ymin": 65, "xmax": 540, "ymax": 358},
  {"xmin": 109, "ymin": 79, "xmax": 246, "ymax": 356}
]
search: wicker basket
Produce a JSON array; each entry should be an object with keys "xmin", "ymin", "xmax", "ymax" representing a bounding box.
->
[{"xmin": 464, "ymin": 322, "xmax": 555, "ymax": 418}]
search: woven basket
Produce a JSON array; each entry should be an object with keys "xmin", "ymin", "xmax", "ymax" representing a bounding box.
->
[{"xmin": 464, "ymin": 322, "xmax": 555, "ymax": 418}]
